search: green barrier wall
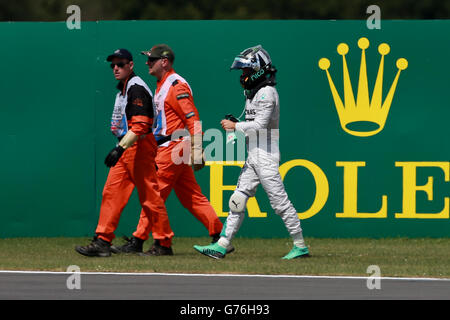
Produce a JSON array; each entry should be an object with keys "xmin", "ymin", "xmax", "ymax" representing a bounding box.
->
[{"xmin": 0, "ymin": 20, "xmax": 449, "ymax": 238}]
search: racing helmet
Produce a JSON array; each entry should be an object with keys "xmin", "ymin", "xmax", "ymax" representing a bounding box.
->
[{"xmin": 230, "ymin": 45, "xmax": 273, "ymax": 89}]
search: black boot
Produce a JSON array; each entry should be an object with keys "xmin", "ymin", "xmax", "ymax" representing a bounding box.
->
[
  {"xmin": 211, "ymin": 233, "xmax": 220, "ymax": 243},
  {"xmin": 143, "ymin": 240, "xmax": 173, "ymax": 256},
  {"xmin": 111, "ymin": 236, "xmax": 144, "ymax": 254},
  {"xmin": 75, "ymin": 236, "xmax": 111, "ymax": 257}
]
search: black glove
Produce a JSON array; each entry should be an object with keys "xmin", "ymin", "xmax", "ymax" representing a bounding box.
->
[{"xmin": 104, "ymin": 146, "xmax": 125, "ymax": 167}]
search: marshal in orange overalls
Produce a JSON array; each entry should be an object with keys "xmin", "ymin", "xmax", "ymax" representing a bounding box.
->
[
  {"xmin": 132, "ymin": 69, "xmax": 223, "ymax": 246},
  {"xmin": 95, "ymin": 73, "xmax": 174, "ymax": 244}
]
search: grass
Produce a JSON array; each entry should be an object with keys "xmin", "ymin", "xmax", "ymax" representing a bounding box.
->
[{"xmin": 0, "ymin": 237, "xmax": 450, "ymax": 278}]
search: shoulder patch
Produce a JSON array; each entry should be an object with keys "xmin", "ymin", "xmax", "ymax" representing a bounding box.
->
[
  {"xmin": 257, "ymin": 87, "xmax": 274, "ymax": 101},
  {"xmin": 176, "ymin": 93, "xmax": 190, "ymax": 100},
  {"xmin": 132, "ymin": 98, "xmax": 144, "ymax": 107},
  {"xmin": 185, "ymin": 111, "xmax": 195, "ymax": 119}
]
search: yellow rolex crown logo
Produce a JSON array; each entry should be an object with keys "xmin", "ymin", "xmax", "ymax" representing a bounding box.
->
[{"xmin": 319, "ymin": 37, "xmax": 408, "ymax": 137}]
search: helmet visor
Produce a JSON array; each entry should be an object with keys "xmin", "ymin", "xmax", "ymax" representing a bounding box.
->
[{"xmin": 230, "ymin": 56, "xmax": 254, "ymax": 70}]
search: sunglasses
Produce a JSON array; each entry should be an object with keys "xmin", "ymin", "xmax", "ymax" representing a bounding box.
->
[
  {"xmin": 110, "ymin": 61, "xmax": 129, "ymax": 69},
  {"xmin": 146, "ymin": 57, "xmax": 165, "ymax": 64}
]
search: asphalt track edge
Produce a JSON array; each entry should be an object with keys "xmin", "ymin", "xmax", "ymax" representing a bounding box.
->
[{"xmin": 1, "ymin": 270, "xmax": 450, "ymax": 281}]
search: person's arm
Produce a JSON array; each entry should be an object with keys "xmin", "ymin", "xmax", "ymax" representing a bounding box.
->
[
  {"xmin": 105, "ymin": 84, "xmax": 154, "ymax": 167},
  {"xmin": 170, "ymin": 81, "xmax": 204, "ymax": 171},
  {"xmin": 126, "ymin": 84, "xmax": 154, "ymax": 137},
  {"xmin": 170, "ymin": 81, "xmax": 201, "ymax": 135}
]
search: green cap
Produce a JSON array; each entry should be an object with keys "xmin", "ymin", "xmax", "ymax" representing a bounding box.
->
[{"xmin": 141, "ymin": 44, "xmax": 175, "ymax": 62}]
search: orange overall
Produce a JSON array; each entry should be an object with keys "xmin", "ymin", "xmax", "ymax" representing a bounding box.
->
[
  {"xmin": 132, "ymin": 69, "xmax": 222, "ymax": 246},
  {"xmin": 95, "ymin": 74, "xmax": 174, "ymax": 244}
]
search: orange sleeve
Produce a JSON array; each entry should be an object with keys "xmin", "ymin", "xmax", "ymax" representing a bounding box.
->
[
  {"xmin": 130, "ymin": 115, "xmax": 153, "ymax": 136},
  {"xmin": 169, "ymin": 82, "xmax": 201, "ymax": 135}
]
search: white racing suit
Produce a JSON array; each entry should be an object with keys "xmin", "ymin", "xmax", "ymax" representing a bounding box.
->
[{"xmin": 221, "ymin": 85, "xmax": 303, "ymax": 243}]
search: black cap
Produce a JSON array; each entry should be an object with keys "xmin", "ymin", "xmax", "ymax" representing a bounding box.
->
[
  {"xmin": 107, "ymin": 49, "xmax": 133, "ymax": 62},
  {"xmin": 141, "ymin": 44, "xmax": 175, "ymax": 62}
]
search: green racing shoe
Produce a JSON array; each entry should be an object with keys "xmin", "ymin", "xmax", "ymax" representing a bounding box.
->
[
  {"xmin": 193, "ymin": 242, "xmax": 227, "ymax": 259},
  {"xmin": 282, "ymin": 245, "xmax": 310, "ymax": 260}
]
